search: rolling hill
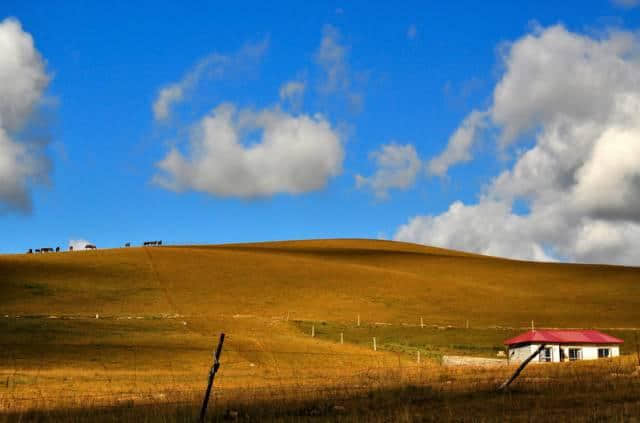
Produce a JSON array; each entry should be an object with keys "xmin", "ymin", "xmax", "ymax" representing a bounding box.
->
[{"xmin": 1, "ymin": 239, "xmax": 639, "ymax": 413}]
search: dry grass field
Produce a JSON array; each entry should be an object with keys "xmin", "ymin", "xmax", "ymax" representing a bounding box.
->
[{"xmin": 1, "ymin": 239, "xmax": 639, "ymax": 421}]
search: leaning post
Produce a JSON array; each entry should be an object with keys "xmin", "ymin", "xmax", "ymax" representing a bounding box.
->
[
  {"xmin": 498, "ymin": 344, "xmax": 545, "ymax": 391},
  {"xmin": 199, "ymin": 333, "xmax": 225, "ymax": 423}
]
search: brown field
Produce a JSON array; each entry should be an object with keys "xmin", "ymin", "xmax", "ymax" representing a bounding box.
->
[{"xmin": 1, "ymin": 239, "xmax": 639, "ymax": 421}]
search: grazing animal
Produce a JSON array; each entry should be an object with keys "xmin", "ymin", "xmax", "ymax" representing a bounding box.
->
[
  {"xmin": 55, "ymin": 246, "xmax": 60, "ymax": 252},
  {"xmin": 125, "ymin": 242, "xmax": 130, "ymax": 247},
  {"xmin": 27, "ymin": 249, "xmax": 33, "ymax": 254},
  {"xmin": 35, "ymin": 249, "xmax": 41, "ymax": 253},
  {"xmin": 69, "ymin": 246, "xmax": 73, "ymax": 251},
  {"xmin": 85, "ymin": 244, "xmax": 97, "ymax": 250}
]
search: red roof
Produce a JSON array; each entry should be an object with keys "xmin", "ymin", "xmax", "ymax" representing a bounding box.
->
[{"xmin": 504, "ymin": 330, "xmax": 624, "ymax": 346}]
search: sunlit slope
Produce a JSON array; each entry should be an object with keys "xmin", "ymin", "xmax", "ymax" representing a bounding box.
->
[{"xmin": 1, "ymin": 238, "xmax": 638, "ymax": 327}]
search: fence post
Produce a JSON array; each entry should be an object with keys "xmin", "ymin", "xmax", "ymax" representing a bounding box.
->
[
  {"xmin": 417, "ymin": 350, "xmax": 421, "ymax": 364},
  {"xmin": 373, "ymin": 337, "xmax": 377, "ymax": 351},
  {"xmin": 311, "ymin": 324, "xmax": 315, "ymax": 337},
  {"xmin": 357, "ymin": 314, "xmax": 360, "ymax": 327},
  {"xmin": 340, "ymin": 332, "xmax": 344, "ymax": 344},
  {"xmin": 420, "ymin": 317, "xmax": 424, "ymax": 328},
  {"xmin": 199, "ymin": 333, "xmax": 225, "ymax": 423}
]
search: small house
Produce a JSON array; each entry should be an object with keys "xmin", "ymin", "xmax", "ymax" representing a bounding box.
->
[{"xmin": 504, "ymin": 330, "xmax": 623, "ymax": 363}]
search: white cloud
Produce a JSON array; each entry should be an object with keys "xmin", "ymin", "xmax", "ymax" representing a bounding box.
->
[
  {"xmin": 427, "ymin": 110, "xmax": 486, "ymax": 176},
  {"xmin": 399, "ymin": 25, "xmax": 640, "ymax": 265},
  {"xmin": 316, "ymin": 25, "xmax": 348, "ymax": 94},
  {"xmin": 356, "ymin": 143, "xmax": 421, "ymax": 199},
  {"xmin": 0, "ymin": 17, "xmax": 51, "ymax": 213},
  {"xmin": 279, "ymin": 80, "xmax": 305, "ymax": 110},
  {"xmin": 153, "ymin": 85, "xmax": 184, "ymax": 121},
  {"xmin": 396, "ymin": 201, "xmax": 554, "ymax": 262},
  {"xmin": 152, "ymin": 38, "xmax": 269, "ymax": 121},
  {"xmin": 154, "ymin": 103, "xmax": 343, "ymax": 197},
  {"xmin": 314, "ymin": 25, "xmax": 363, "ymax": 111},
  {"xmin": 407, "ymin": 24, "xmax": 417, "ymax": 40},
  {"xmin": 611, "ymin": 0, "xmax": 639, "ymax": 8},
  {"xmin": 69, "ymin": 239, "xmax": 93, "ymax": 250}
]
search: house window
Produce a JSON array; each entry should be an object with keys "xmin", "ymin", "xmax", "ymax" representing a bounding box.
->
[
  {"xmin": 568, "ymin": 348, "xmax": 582, "ymax": 361},
  {"xmin": 539, "ymin": 347, "xmax": 552, "ymax": 362},
  {"xmin": 598, "ymin": 348, "xmax": 610, "ymax": 358}
]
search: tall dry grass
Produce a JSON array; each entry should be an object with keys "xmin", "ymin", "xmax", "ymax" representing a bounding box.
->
[{"xmin": 1, "ymin": 356, "xmax": 639, "ymax": 422}]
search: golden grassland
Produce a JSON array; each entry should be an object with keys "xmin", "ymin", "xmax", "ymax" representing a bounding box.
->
[{"xmin": 1, "ymin": 239, "xmax": 639, "ymax": 421}]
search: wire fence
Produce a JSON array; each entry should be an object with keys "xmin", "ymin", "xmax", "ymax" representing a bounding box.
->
[{"xmin": 0, "ymin": 248, "xmax": 636, "ymax": 412}]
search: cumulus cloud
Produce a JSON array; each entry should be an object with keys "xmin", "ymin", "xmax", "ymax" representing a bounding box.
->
[
  {"xmin": 279, "ymin": 80, "xmax": 305, "ymax": 110},
  {"xmin": 154, "ymin": 103, "xmax": 343, "ymax": 197},
  {"xmin": 396, "ymin": 201, "xmax": 554, "ymax": 261},
  {"xmin": 356, "ymin": 143, "xmax": 421, "ymax": 199},
  {"xmin": 69, "ymin": 239, "xmax": 93, "ymax": 250},
  {"xmin": 152, "ymin": 38, "xmax": 269, "ymax": 121},
  {"xmin": 0, "ymin": 17, "xmax": 51, "ymax": 213},
  {"xmin": 398, "ymin": 25, "xmax": 640, "ymax": 265}
]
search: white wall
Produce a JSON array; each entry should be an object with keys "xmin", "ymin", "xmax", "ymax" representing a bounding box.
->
[
  {"xmin": 508, "ymin": 344, "xmax": 537, "ymax": 363},
  {"xmin": 508, "ymin": 343, "xmax": 620, "ymax": 363}
]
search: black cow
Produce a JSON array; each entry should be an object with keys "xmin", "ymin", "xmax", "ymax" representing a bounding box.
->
[
  {"xmin": 55, "ymin": 246, "xmax": 60, "ymax": 252},
  {"xmin": 27, "ymin": 248, "xmax": 33, "ymax": 254},
  {"xmin": 69, "ymin": 246, "xmax": 74, "ymax": 251},
  {"xmin": 85, "ymin": 244, "xmax": 97, "ymax": 250},
  {"xmin": 125, "ymin": 242, "xmax": 130, "ymax": 247}
]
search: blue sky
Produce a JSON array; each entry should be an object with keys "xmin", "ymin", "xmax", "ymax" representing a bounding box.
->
[{"xmin": 2, "ymin": 1, "xmax": 640, "ymax": 264}]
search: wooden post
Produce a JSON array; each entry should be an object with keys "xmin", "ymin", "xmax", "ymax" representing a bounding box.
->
[
  {"xmin": 498, "ymin": 344, "xmax": 545, "ymax": 391},
  {"xmin": 357, "ymin": 314, "xmax": 360, "ymax": 327},
  {"xmin": 466, "ymin": 319, "xmax": 469, "ymax": 329},
  {"xmin": 340, "ymin": 332, "xmax": 344, "ymax": 344},
  {"xmin": 199, "ymin": 333, "xmax": 225, "ymax": 423},
  {"xmin": 420, "ymin": 317, "xmax": 424, "ymax": 328},
  {"xmin": 531, "ymin": 320, "xmax": 535, "ymax": 331},
  {"xmin": 311, "ymin": 324, "xmax": 315, "ymax": 337},
  {"xmin": 417, "ymin": 350, "xmax": 421, "ymax": 364},
  {"xmin": 373, "ymin": 337, "xmax": 377, "ymax": 351}
]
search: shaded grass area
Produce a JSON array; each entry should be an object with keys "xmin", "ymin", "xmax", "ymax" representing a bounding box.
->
[{"xmin": 2, "ymin": 357, "xmax": 640, "ymax": 422}]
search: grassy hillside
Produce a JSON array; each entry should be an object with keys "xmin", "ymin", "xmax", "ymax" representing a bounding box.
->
[
  {"xmin": 2, "ymin": 238, "xmax": 638, "ymax": 326},
  {"xmin": 1, "ymin": 239, "xmax": 639, "ymax": 419}
]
